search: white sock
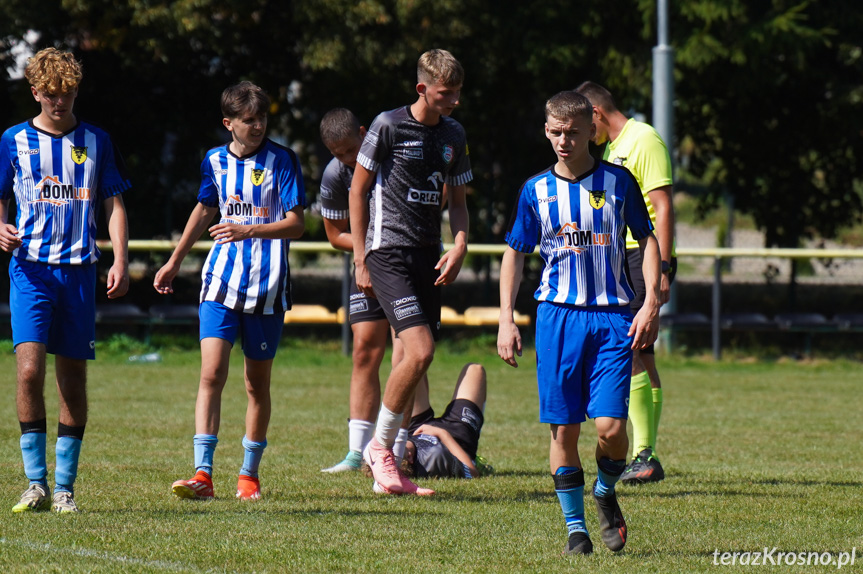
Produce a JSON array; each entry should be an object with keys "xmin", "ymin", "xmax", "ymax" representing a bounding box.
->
[
  {"xmin": 349, "ymin": 419, "xmax": 375, "ymax": 454},
  {"xmin": 393, "ymin": 428, "xmax": 409, "ymax": 463},
  {"xmin": 374, "ymin": 405, "xmax": 403, "ymax": 449}
]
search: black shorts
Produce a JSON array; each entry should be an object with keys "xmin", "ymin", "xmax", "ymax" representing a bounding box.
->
[
  {"xmin": 365, "ymin": 246, "xmax": 441, "ymax": 340},
  {"xmin": 409, "ymin": 398, "xmax": 484, "ymax": 460},
  {"xmin": 348, "ymin": 267, "xmax": 386, "ymax": 324},
  {"xmin": 625, "ymin": 247, "xmax": 677, "ymax": 355}
]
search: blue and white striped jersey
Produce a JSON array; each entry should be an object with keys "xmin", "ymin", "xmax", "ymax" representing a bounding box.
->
[
  {"xmin": 506, "ymin": 161, "xmax": 653, "ymax": 308},
  {"xmin": 198, "ymin": 139, "xmax": 306, "ymax": 314},
  {"xmin": 0, "ymin": 120, "xmax": 130, "ymax": 265}
]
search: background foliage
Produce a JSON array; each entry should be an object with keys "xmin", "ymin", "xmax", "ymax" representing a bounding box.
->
[{"xmin": 1, "ymin": 0, "xmax": 861, "ymax": 247}]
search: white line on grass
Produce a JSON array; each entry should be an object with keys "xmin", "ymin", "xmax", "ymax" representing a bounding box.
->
[{"xmin": 0, "ymin": 537, "xmax": 245, "ymax": 573}]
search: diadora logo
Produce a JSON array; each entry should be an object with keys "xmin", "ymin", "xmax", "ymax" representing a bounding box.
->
[
  {"xmin": 250, "ymin": 168, "xmax": 266, "ymax": 186},
  {"xmin": 426, "ymin": 171, "xmax": 444, "ymax": 190},
  {"xmin": 223, "ymin": 194, "xmax": 270, "ymax": 223},
  {"xmin": 554, "ymin": 222, "xmax": 612, "ymax": 254},
  {"xmin": 588, "ymin": 189, "xmax": 606, "ymax": 209},
  {"xmin": 70, "ymin": 146, "xmax": 88, "ymax": 165},
  {"xmin": 391, "ymin": 296, "xmax": 417, "ymax": 306},
  {"xmin": 18, "ymin": 148, "xmax": 39, "ymax": 156},
  {"xmin": 33, "ymin": 176, "xmax": 91, "ymax": 205},
  {"xmin": 442, "ymin": 144, "xmax": 454, "ymax": 164}
]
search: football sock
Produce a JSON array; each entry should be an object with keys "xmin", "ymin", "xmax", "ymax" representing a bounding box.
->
[
  {"xmin": 652, "ymin": 387, "xmax": 664, "ymax": 452},
  {"xmin": 55, "ymin": 423, "xmax": 85, "ymax": 494},
  {"xmin": 348, "ymin": 419, "xmax": 375, "ymax": 454},
  {"xmin": 594, "ymin": 457, "xmax": 626, "ymax": 497},
  {"xmin": 553, "ymin": 467, "xmax": 587, "ymax": 535},
  {"xmin": 393, "ymin": 428, "xmax": 409, "ymax": 463},
  {"xmin": 239, "ymin": 436, "xmax": 267, "ymax": 478},
  {"xmin": 194, "ymin": 434, "xmax": 219, "ymax": 476},
  {"xmin": 628, "ymin": 371, "xmax": 655, "ymax": 456},
  {"xmin": 19, "ymin": 419, "xmax": 48, "ymax": 487},
  {"xmin": 374, "ymin": 405, "xmax": 403, "ymax": 449}
]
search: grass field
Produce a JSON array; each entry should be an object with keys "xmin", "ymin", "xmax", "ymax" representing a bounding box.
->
[{"xmin": 0, "ymin": 338, "xmax": 861, "ymax": 573}]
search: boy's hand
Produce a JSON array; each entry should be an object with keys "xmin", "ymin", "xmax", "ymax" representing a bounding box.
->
[
  {"xmin": 209, "ymin": 222, "xmax": 251, "ymax": 243},
  {"xmin": 497, "ymin": 320, "xmax": 522, "ymax": 367},
  {"xmin": 153, "ymin": 261, "xmax": 180, "ymax": 295},
  {"xmin": 0, "ymin": 223, "xmax": 22, "ymax": 252},
  {"xmin": 106, "ymin": 263, "xmax": 129, "ymax": 299},
  {"xmin": 435, "ymin": 244, "xmax": 466, "ymax": 286},
  {"xmin": 354, "ymin": 260, "xmax": 375, "ymax": 297},
  {"xmin": 629, "ymin": 301, "xmax": 659, "ymax": 349}
]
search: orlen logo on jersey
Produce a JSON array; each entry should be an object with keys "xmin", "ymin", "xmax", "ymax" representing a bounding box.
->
[
  {"xmin": 223, "ymin": 194, "xmax": 269, "ymax": 223},
  {"xmin": 554, "ymin": 222, "xmax": 612, "ymax": 254},
  {"xmin": 407, "ymin": 188, "xmax": 440, "ymax": 206},
  {"xmin": 34, "ymin": 176, "xmax": 91, "ymax": 205}
]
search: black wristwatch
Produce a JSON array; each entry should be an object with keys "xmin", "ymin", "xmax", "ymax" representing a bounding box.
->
[{"xmin": 661, "ymin": 261, "xmax": 671, "ymax": 274}]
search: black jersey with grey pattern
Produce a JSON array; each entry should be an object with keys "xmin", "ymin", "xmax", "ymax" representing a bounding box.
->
[
  {"xmin": 357, "ymin": 106, "xmax": 471, "ymax": 253},
  {"xmin": 319, "ymin": 157, "xmax": 353, "ymax": 221}
]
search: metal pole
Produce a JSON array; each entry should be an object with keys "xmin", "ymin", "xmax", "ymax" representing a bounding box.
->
[
  {"xmin": 712, "ymin": 256, "xmax": 722, "ymax": 361},
  {"xmin": 341, "ymin": 252, "xmax": 351, "ymax": 356}
]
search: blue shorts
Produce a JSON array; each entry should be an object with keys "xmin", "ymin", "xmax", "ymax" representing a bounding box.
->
[
  {"xmin": 535, "ymin": 302, "xmax": 633, "ymax": 425},
  {"xmin": 199, "ymin": 301, "xmax": 283, "ymax": 361},
  {"xmin": 9, "ymin": 257, "xmax": 96, "ymax": 360}
]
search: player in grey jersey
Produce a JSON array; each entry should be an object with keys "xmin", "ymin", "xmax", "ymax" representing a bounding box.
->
[{"xmin": 349, "ymin": 49, "xmax": 471, "ymax": 495}]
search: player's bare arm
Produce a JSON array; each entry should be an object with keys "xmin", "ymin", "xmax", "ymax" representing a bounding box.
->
[
  {"xmin": 322, "ymin": 217, "xmax": 352, "ymax": 252},
  {"xmin": 413, "ymin": 424, "xmax": 480, "ymax": 478},
  {"xmin": 435, "ymin": 183, "xmax": 468, "ymax": 286},
  {"xmin": 348, "ymin": 164, "xmax": 375, "ymax": 296},
  {"xmin": 646, "ymin": 184, "xmax": 675, "ymax": 305},
  {"xmin": 153, "ymin": 203, "xmax": 218, "ymax": 294},
  {"xmin": 497, "ymin": 247, "xmax": 525, "ymax": 368},
  {"xmin": 629, "ymin": 233, "xmax": 661, "ymax": 349},
  {"xmin": 104, "ymin": 194, "xmax": 130, "ymax": 299},
  {"xmin": 209, "ymin": 204, "xmax": 304, "ymax": 243},
  {"xmin": 0, "ymin": 199, "xmax": 22, "ymax": 252}
]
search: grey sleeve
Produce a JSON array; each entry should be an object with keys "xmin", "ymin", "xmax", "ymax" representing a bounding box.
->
[{"xmin": 319, "ymin": 158, "xmax": 350, "ymax": 220}]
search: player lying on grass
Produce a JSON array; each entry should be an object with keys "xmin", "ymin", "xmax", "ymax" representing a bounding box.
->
[{"xmin": 363, "ymin": 363, "xmax": 492, "ymax": 481}]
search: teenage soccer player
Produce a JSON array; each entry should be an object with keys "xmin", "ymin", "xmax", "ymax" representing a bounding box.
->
[
  {"xmin": 575, "ymin": 81, "xmax": 676, "ymax": 484},
  {"xmin": 318, "ymin": 108, "xmax": 418, "ymax": 473},
  {"xmin": 154, "ymin": 81, "xmax": 305, "ymax": 501},
  {"xmin": 402, "ymin": 363, "xmax": 490, "ymax": 480},
  {"xmin": 498, "ymin": 91, "xmax": 660, "ymax": 555},
  {"xmin": 0, "ymin": 48, "xmax": 131, "ymax": 514},
  {"xmin": 349, "ymin": 49, "xmax": 471, "ymax": 495}
]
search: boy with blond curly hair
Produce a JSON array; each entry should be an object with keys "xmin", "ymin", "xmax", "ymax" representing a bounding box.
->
[{"xmin": 0, "ymin": 48, "xmax": 131, "ymax": 513}]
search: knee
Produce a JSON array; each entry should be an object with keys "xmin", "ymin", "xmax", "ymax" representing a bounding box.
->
[
  {"xmin": 18, "ymin": 361, "xmax": 42, "ymax": 387},
  {"xmin": 352, "ymin": 342, "xmax": 384, "ymax": 370},
  {"xmin": 596, "ymin": 423, "xmax": 627, "ymax": 446}
]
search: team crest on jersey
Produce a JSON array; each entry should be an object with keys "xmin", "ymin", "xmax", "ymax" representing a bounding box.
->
[
  {"xmin": 250, "ymin": 168, "xmax": 266, "ymax": 186},
  {"xmin": 442, "ymin": 144, "xmax": 454, "ymax": 164},
  {"xmin": 588, "ymin": 189, "xmax": 606, "ymax": 210},
  {"xmin": 70, "ymin": 146, "xmax": 88, "ymax": 165}
]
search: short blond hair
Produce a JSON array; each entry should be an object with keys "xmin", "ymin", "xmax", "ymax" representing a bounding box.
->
[
  {"xmin": 417, "ymin": 49, "xmax": 464, "ymax": 87},
  {"xmin": 24, "ymin": 48, "xmax": 82, "ymax": 94}
]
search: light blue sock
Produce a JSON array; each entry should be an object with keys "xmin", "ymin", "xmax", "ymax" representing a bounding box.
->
[
  {"xmin": 20, "ymin": 432, "xmax": 48, "ymax": 487},
  {"xmin": 193, "ymin": 434, "xmax": 219, "ymax": 476},
  {"xmin": 594, "ymin": 457, "xmax": 626, "ymax": 497},
  {"xmin": 553, "ymin": 467, "xmax": 587, "ymax": 535},
  {"xmin": 239, "ymin": 436, "xmax": 267, "ymax": 478},
  {"xmin": 55, "ymin": 436, "xmax": 82, "ymax": 494}
]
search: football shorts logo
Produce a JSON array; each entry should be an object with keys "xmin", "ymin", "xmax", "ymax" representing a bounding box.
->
[
  {"xmin": 71, "ymin": 146, "xmax": 88, "ymax": 165},
  {"xmin": 588, "ymin": 189, "xmax": 606, "ymax": 209},
  {"xmin": 442, "ymin": 144, "xmax": 454, "ymax": 164},
  {"xmin": 250, "ymin": 168, "xmax": 265, "ymax": 186}
]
